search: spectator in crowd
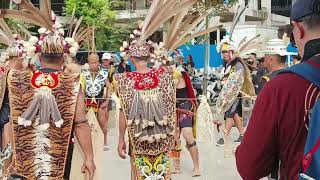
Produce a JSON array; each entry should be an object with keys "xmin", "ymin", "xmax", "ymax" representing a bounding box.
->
[
  {"xmin": 236, "ymin": 0, "xmax": 320, "ymax": 179},
  {"xmin": 117, "ymin": 59, "xmax": 132, "ymax": 73},
  {"xmin": 101, "ymin": 52, "xmax": 112, "ymax": 70},
  {"xmin": 293, "ymin": 54, "xmax": 302, "ymax": 64},
  {"xmin": 176, "ymin": 56, "xmax": 187, "ymax": 72},
  {"xmin": 249, "ymin": 53, "xmax": 258, "ymax": 69},
  {"xmin": 187, "ymin": 55, "xmax": 195, "ymax": 77},
  {"xmin": 256, "ymin": 39, "xmax": 289, "ymax": 94},
  {"xmin": 252, "ymin": 57, "xmax": 268, "ymax": 94}
]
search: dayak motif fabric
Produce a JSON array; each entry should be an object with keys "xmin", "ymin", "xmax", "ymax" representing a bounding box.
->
[
  {"xmin": 132, "ymin": 152, "xmax": 171, "ymax": 180},
  {"xmin": 7, "ymin": 70, "xmax": 80, "ymax": 179},
  {"xmin": 81, "ymin": 68, "xmax": 108, "ymax": 98},
  {"xmin": 216, "ymin": 69, "xmax": 244, "ymax": 114},
  {"xmin": 115, "ymin": 67, "xmax": 176, "ymax": 156}
]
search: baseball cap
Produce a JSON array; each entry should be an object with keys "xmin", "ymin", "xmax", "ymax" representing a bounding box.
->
[
  {"xmin": 291, "ymin": 0, "xmax": 319, "ymax": 21},
  {"xmin": 102, "ymin": 53, "xmax": 111, "ymax": 60}
]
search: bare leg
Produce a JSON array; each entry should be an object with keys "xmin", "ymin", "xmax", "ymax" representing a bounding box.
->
[
  {"xmin": 130, "ymin": 157, "xmax": 137, "ymax": 180},
  {"xmin": 98, "ymin": 101, "xmax": 109, "ymax": 150},
  {"xmin": 181, "ymin": 127, "xmax": 200, "ymax": 177},
  {"xmin": 171, "ymin": 127, "xmax": 181, "ymax": 174},
  {"xmin": 224, "ymin": 118, "xmax": 234, "ymax": 157},
  {"xmin": 225, "ymin": 118, "xmax": 234, "ymax": 136},
  {"xmin": 2, "ymin": 122, "xmax": 11, "ymax": 149},
  {"xmin": 233, "ymin": 113, "xmax": 245, "ymax": 135},
  {"xmin": 171, "ymin": 151, "xmax": 181, "ymax": 174}
]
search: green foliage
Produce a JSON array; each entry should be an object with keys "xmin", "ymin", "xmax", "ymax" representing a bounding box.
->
[
  {"xmin": 65, "ymin": 0, "xmax": 131, "ymax": 51},
  {"xmin": 109, "ymin": 0, "xmax": 130, "ymax": 10},
  {"xmin": 65, "ymin": 0, "xmax": 115, "ymax": 28},
  {"xmin": 193, "ymin": 0, "xmax": 240, "ymax": 15},
  {"xmin": 96, "ymin": 26, "xmax": 131, "ymax": 51}
]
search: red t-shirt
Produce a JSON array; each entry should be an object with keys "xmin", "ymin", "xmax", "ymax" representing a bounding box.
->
[{"xmin": 236, "ymin": 62, "xmax": 320, "ymax": 179}]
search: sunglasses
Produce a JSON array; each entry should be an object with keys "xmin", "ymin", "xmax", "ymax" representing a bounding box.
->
[{"xmin": 221, "ymin": 50, "xmax": 228, "ymax": 54}]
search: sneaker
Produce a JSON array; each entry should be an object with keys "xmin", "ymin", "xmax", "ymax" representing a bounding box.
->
[
  {"xmin": 234, "ymin": 135, "xmax": 244, "ymax": 143},
  {"xmin": 216, "ymin": 138, "xmax": 224, "ymax": 147}
]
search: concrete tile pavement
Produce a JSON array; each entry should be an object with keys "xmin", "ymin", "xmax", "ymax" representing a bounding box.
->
[{"xmin": 95, "ymin": 111, "xmax": 243, "ymax": 180}]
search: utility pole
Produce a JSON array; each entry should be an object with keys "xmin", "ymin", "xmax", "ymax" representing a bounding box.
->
[{"xmin": 203, "ymin": 0, "xmax": 210, "ymax": 97}]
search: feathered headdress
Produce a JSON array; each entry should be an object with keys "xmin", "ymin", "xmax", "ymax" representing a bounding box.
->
[
  {"xmin": 152, "ymin": 9, "xmax": 222, "ymax": 66},
  {"xmin": 86, "ymin": 25, "xmax": 100, "ymax": 63},
  {"xmin": 66, "ymin": 7, "xmax": 94, "ymax": 49},
  {"xmin": 1, "ymin": 0, "xmax": 80, "ymax": 67},
  {"xmin": 120, "ymin": 0, "xmax": 199, "ymax": 61},
  {"xmin": 217, "ymin": 5, "xmax": 247, "ymax": 53},
  {"xmin": 0, "ymin": 18, "xmax": 25, "ymax": 64}
]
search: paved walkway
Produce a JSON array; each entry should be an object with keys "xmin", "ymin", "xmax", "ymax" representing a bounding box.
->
[{"xmin": 95, "ymin": 111, "xmax": 243, "ymax": 180}]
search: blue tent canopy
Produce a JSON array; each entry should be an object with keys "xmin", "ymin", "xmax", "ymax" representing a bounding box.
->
[
  {"xmin": 177, "ymin": 45, "xmax": 223, "ymax": 68},
  {"xmin": 118, "ymin": 43, "xmax": 298, "ymax": 70}
]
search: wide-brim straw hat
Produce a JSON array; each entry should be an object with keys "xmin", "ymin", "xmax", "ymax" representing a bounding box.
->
[{"xmin": 259, "ymin": 39, "xmax": 297, "ymax": 56}]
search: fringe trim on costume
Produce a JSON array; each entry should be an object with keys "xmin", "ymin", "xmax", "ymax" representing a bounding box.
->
[
  {"xmin": 196, "ymin": 96, "xmax": 215, "ymax": 143},
  {"xmin": 54, "ymin": 119, "xmax": 64, "ymax": 128},
  {"xmin": 18, "ymin": 117, "xmax": 32, "ymax": 127}
]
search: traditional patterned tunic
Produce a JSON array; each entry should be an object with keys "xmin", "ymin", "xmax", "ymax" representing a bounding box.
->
[
  {"xmin": 7, "ymin": 70, "xmax": 80, "ymax": 179},
  {"xmin": 221, "ymin": 58, "xmax": 245, "ymax": 118},
  {"xmin": 80, "ymin": 68, "xmax": 108, "ymax": 112},
  {"xmin": 114, "ymin": 67, "xmax": 176, "ymax": 180}
]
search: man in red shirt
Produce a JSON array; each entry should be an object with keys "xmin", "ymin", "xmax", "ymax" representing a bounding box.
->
[{"xmin": 235, "ymin": 0, "xmax": 320, "ymax": 179}]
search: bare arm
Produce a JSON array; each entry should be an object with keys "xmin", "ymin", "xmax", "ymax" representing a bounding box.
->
[
  {"xmin": 74, "ymin": 90, "xmax": 96, "ymax": 179},
  {"xmin": 74, "ymin": 90, "xmax": 94, "ymax": 160},
  {"xmin": 117, "ymin": 110, "xmax": 127, "ymax": 159},
  {"xmin": 119, "ymin": 110, "xmax": 126, "ymax": 142}
]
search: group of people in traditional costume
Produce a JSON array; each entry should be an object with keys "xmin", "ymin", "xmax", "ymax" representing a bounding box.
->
[
  {"xmin": 0, "ymin": 0, "xmax": 218, "ymax": 179},
  {"xmin": 0, "ymin": 0, "xmax": 299, "ymax": 179},
  {"xmin": 0, "ymin": 1, "xmax": 96, "ymax": 179}
]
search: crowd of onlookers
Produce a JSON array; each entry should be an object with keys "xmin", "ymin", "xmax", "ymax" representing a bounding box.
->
[
  {"xmin": 236, "ymin": 0, "xmax": 320, "ymax": 179},
  {"xmin": 244, "ymin": 53, "xmax": 302, "ymax": 95}
]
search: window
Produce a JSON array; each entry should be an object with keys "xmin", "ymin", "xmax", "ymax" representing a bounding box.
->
[
  {"xmin": 245, "ymin": 0, "xmax": 249, "ymax": 6},
  {"xmin": 29, "ymin": 0, "xmax": 64, "ymax": 16},
  {"xmin": 0, "ymin": 0, "xmax": 10, "ymax": 8},
  {"xmin": 271, "ymin": 0, "xmax": 292, "ymax": 17},
  {"xmin": 51, "ymin": 0, "xmax": 65, "ymax": 16},
  {"xmin": 258, "ymin": 0, "xmax": 261, "ymax": 10}
]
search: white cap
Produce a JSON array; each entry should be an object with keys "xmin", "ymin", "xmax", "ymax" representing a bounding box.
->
[
  {"xmin": 102, "ymin": 52, "xmax": 112, "ymax": 60},
  {"xmin": 259, "ymin": 39, "xmax": 297, "ymax": 56}
]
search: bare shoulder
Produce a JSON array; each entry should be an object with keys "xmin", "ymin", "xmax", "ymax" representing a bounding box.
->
[{"xmin": 64, "ymin": 63, "xmax": 82, "ymax": 74}]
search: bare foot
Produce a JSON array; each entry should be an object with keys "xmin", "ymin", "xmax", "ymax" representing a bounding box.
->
[
  {"xmin": 171, "ymin": 168, "xmax": 181, "ymax": 174},
  {"xmin": 192, "ymin": 169, "xmax": 201, "ymax": 177},
  {"xmin": 103, "ymin": 145, "xmax": 110, "ymax": 151}
]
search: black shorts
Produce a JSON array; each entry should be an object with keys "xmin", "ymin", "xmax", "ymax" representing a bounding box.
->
[
  {"xmin": 224, "ymin": 98, "xmax": 242, "ymax": 119},
  {"xmin": 177, "ymin": 100, "xmax": 194, "ymax": 129},
  {"xmin": 179, "ymin": 114, "xmax": 193, "ymax": 128}
]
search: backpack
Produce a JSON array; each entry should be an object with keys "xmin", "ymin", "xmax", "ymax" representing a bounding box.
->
[{"xmin": 282, "ymin": 61, "xmax": 320, "ymax": 180}]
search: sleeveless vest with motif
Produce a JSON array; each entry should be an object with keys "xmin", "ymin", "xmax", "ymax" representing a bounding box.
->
[
  {"xmin": 115, "ymin": 67, "xmax": 176, "ymax": 155},
  {"xmin": 81, "ymin": 68, "xmax": 108, "ymax": 98},
  {"xmin": 8, "ymin": 70, "xmax": 80, "ymax": 179}
]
